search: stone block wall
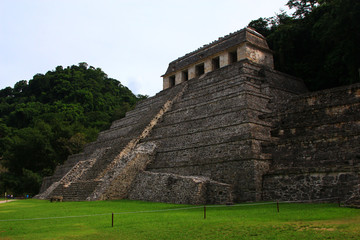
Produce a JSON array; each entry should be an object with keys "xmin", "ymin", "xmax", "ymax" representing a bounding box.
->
[
  {"xmin": 262, "ymin": 83, "xmax": 360, "ymax": 202},
  {"xmin": 128, "ymin": 172, "xmax": 233, "ymax": 205},
  {"xmin": 263, "ymin": 171, "xmax": 359, "ymax": 202}
]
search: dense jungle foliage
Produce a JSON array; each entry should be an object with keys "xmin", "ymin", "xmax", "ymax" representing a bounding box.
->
[
  {"xmin": 0, "ymin": 63, "xmax": 146, "ymax": 195},
  {"xmin": 248, "ymin": 0, "xmax": 360, "ymax": 90}
]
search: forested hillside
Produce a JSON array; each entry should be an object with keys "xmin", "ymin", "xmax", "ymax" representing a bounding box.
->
[
  {"xmin": 0, "ymin": 63, "xmax": 146, "ymax": 195},
  {"xmin": 249, "ymin": 0, "xmax": 360, "ymax": 90}
]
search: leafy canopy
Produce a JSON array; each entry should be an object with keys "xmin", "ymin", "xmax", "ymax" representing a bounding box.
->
[
  {"xmin": 248, "ymin": 0, "xmax": 360, "ymax": 90},
  {"xmin": 0, "ymin": 63, "xmax": 146, "ymax": 195}
]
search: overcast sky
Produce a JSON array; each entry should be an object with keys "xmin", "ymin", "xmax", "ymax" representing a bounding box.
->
[{"xmin": 0, "ymin": 0, "xmax": 290, "ymax": 96}]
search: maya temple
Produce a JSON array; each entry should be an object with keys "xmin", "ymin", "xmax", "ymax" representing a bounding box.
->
[{"xmin": 36, "ymin": 27, "xmax": 360, "ymax": 206}]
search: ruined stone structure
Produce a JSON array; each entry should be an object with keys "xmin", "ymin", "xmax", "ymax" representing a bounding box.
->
[
  {"xmin": 36, "ymin": 28, "xmax": 360, "ymax": 205},
  {"xmin": 162, "ymin": 28, "xmax": 274, "ymax": 89}
]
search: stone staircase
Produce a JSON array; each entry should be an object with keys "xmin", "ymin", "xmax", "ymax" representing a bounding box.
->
[
  {"xmin": 50, "ymin": 181, "xmax": 101, "ymax": 201},
  {"xmin": 35, "ymin": 84, "xmax": 187, "ymax": 201}
]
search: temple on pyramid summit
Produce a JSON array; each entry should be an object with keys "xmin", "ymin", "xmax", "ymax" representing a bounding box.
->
[{"xmin": 36, "ymin": 27, "xmax": 360, "ymax": 205}]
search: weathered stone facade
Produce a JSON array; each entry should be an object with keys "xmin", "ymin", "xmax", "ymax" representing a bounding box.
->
[
  {"xmin": 162, "ymin": 28, "xmax": 274, "ymax": 89},
  {"xmin": 36, "ymin": 28, "xmax": 359, "ymax": 205},
  {"xmin": 261, "ymin": 84, "xmax": 360, "ymax": 202}
]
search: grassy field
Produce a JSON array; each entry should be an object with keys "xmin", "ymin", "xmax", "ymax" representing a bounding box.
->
[{"xmin": 0, "ymin": 199, "xmax": 359, "ymax": 240}]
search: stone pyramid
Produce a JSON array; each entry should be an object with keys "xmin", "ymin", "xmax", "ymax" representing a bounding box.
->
[{"xmin": 36, "ymin": 28, "xmax": 360, "ymax": 204}]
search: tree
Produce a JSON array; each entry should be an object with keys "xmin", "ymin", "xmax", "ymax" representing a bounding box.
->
[
  {"xmin": 0, "ymin": 87, "xmax": 13, "ymax": 98},
  {"xmin": 248, "ymin": 18, "xmax": 272, "ymax": 37},
  {"xmin": 13, "ymin": 80, "xmax": 28, "ymax": 94},
  {"xmin": 286, "ymin": 0, "xmax": 320, "ymax": 18},
  {"xmin": 250, "ymin": 0, "xmax": 360, "ymax": 90},
  {"xmin": 0, "ymin": 62, "xmax": 143, "ymax": 195}
]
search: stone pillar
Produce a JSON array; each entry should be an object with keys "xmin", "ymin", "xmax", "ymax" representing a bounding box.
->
[
  {"xmin": 220, "ymin": 52, "xmax": 230, "ymax": 68},
  {"xmin": 175, "ymin": 71, "xmax": 183, "ymax": 85},
  {"xmin": 204, "ymin": 59, "xmax": 212, "ymax": 73},
  {"xmin": 163, "ymin": 77, "xmax": 170, "ymax": 90},
  {"xmin": 188, "ymin": 66, "xmax": 196, "ymax": 80},
  {"xmin": 237, "ymin": 43, "xmax": 247, "ymax": 62}
]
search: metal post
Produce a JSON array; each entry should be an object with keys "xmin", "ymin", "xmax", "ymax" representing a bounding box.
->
[
  {"xmin": 338, "ymin": 198, "xmax": 341, "ymax": 207},
  {"xmin": 204, "ymin": 206, "xmax": 206, "ymax": 219},
  {"xmin": 112, "ymin": 213, "xmax": 114, "ymax": 227},
  {"xmin": 276, "ymin": 200, "xmax": 279, "ymax": 213}
]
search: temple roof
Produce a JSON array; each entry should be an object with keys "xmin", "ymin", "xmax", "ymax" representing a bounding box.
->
[{"xmin": 162, "ymin": 27, "xmax": 270, "ymax": 77}]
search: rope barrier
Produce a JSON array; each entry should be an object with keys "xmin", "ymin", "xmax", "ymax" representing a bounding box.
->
[
  {"xmin": 0, "ymin": 197, "xmax": 341, "ymax": 222},
  {"xmin": 279, "ymin": 197, "xmax": 339, "ymax": 204},
  {"xmin": 206, "ymin": 201, "xmax": 276, "ymax": 208},
  {"xmin": 0, "ymin": 213, "xmax": 110, "ymax": 222},
  {"xmin": 0, "ymin": 206, "xmax": 203, "ymax": 222},
  {"xmin": 114, "ymin": 205, "xmax": 202, "ymax": 215}
]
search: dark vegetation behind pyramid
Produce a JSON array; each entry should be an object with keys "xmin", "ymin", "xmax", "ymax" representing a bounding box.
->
[{"xmin": 36, "ymin": 28, "xmax": 360, "ymax": 205}]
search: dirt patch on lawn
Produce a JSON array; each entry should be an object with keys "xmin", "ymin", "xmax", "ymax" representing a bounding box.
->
[
  {"xmin": 0, "ymin": 200, "xmax": 16, "ymax": 204},
  {"xmin": 290, "ymin": 216, "xmax": 360, "ymax": 232}
]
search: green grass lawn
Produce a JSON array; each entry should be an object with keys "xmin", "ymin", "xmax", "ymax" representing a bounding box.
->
[{"xmin": 0, "ymin": 199, "xmax": 359, "ymax": 240}]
